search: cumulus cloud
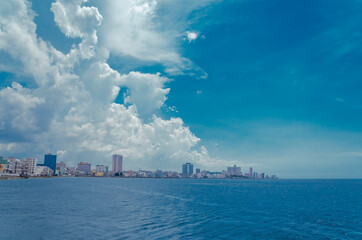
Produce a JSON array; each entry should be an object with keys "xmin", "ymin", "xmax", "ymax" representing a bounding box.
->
[
  {"xmin": 99, "ymin": 0, "xmax": 178, "ymax": 63},
  {"xmin": 0, "ymin": 0, "xmax": 216, "ymax": 170},
  {"xmin": 0, "ymin": 82, "xmax": 47, "ymax": 141},
  {"xmin": 96, "ymin": 0, "xmax": 211, "ymax": 77},
  {"xmin": 121, "ymin": 72, "xmax": 170, "ymax": 116},
  {"xmin": 51, "ymin": 0, "xmax": 103, "ymax": 59},
  {"xmin": 0, "ymin": 0, "xmax": 52, "ymax": 84}
]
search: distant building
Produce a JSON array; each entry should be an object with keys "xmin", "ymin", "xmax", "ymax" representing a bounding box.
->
[
  {"xmin": 7, "ymin": 158, "xmax": 21, "ymax": 174},
  {"xmin": 227, "ymin": 165, "xmax": 242, "ymax": 176},
  {"xmin": 56, "ymin": 161, "xmax": 66, "ymax": 169},
  {"xmin": 44, "ymin": 154, "xmax": 57, "ymax": 176},
  {"xmin": 196, "ymin": 168, "xmax": 201, "ymax": 174},
  {"xmin": 182, "ymin": 163, "xmax": 193, "ymax": 177},
  {"xmin": 56, "ymin": 161, "xmax": 66, "ymax": 176},
  {"xmin": 112, "ymin": 154, "xmax": 123, "ymax": 176},
  {"xmin": 249, "ymin": 167, "xmax": 253, "ymax": 178},
  {"xmin": 35, "ymin": 166, "xmax": 52, "ymax": 176},
  {"xmin": 22, "ymin": 158, "xmax": 37, "ymax": 175},
  {"xmin": 77, "ymin": 162, "xmax": 91, "ymax": 175},
  {"xmin": 95, "ymin": 165, "xmax": 108, "ymax": 177},
  {"xmin": 0, "ymin": 157, "xmax": 7, "ymax": 173}
]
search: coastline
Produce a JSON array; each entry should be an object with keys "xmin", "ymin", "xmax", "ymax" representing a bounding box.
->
[{"xmin": 0, "ymin": 176, "xmax": 55, "ymax": 180}]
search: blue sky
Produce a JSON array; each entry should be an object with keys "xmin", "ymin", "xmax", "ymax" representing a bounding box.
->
[{"xmin": 0, "ymin": 0, "xmax": 361, "ymax": 178}]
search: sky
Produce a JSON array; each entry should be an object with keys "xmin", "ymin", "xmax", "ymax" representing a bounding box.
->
[{"xmin": 0, "ymin": 0, "xmax": 361, "ymax": 178}]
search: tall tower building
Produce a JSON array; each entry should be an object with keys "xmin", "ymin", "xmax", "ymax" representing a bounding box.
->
[
  {"xmin": 44, "ymin": 153, "xmax": 57, "ymax": 176},
  {"xmin": 112, "ymin": 154, "xmax": 123, "ymax": 176},
  {"xmin": 249, "ymin": 167, "xmax": 253, "ymax": 178},
  {"xmin": 182, "ymin": 163, "xmax": 193, "ymax": 177}
]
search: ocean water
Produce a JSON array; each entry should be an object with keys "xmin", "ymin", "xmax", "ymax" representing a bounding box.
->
[{"xmin": 0, "ymin": 178, "xmax": 361, "ymax": 240}]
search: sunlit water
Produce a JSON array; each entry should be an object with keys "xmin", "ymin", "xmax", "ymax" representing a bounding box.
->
[{"xmin": 0, "ymin": 178, "xmax": 361, "ymax": 240}]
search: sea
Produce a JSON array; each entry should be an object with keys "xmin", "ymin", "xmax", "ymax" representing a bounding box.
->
[{"xmin": 0, "ymin": 178, "xmax": 361, "ymax": 240}]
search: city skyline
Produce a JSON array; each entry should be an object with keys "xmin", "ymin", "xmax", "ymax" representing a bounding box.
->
[
  {"xmin": 0, "ymin": 153, "xmax": 277, "ymax": 179},
  {"xmin": 0, "ymin": 0, "xmax": 361, "ymax": 178}
]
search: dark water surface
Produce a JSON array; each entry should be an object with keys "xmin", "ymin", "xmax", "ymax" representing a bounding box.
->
[{"xmin": 0, "ymin": 178, "xmax": 361, "ymax": 240}]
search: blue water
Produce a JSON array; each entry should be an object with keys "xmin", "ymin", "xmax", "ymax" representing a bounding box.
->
[{"xmin": 0, "ymin": 178, "xmax": 361, "ymax": 240}]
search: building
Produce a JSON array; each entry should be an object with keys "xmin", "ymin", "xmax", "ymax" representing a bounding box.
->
[
  {"xmin": 56, "ymin": 161, "xmax": 66, "ymax": 169},
  {"xmin": 182, "ymin": 163, "xmax": 193, "ymax": 177},
  {"xmin": 196, "ymin": 168, "xmax": 201, "ymax": 174},
  {"xmin": 249, "ymin": 167, "xmax": 253, "ymax": 178},
  {"xmin": 77, "ymin": 162, "xmax": 91, "ymax": 175},
  {"xmin": 0, "ymin": 157, "xmax": 7, "ymax": 173},
  {"xmin": 44, "ymin": 154, "xmax": 57, "ymax": 176},
  {"xmin": 35, "ymin": 166, "xmax": 53, "ymax": 176},
  {"xmin": 227, "ymin": 165, "xmax": 242, "ymax": 176},
  {"xmin": 95, "ymin": 165, "xmax": 108, "ymax": 177},
  {"xmin": 7, "ymin": 158, "xmax": 21, "ymax": 174},
  {"xmin": 22, "ymin": 158, "xmax": 37, "ymax": 175},
  {"xmin": 56, "ymin": 161, "xmax": 67, "ymax": 176},
  {"xmin": 112, "ymin": 154, "xmax": 123, "ymax": 176}
]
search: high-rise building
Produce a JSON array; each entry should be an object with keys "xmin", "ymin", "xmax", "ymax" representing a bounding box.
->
[
  {"xmin": 249, "ymin": 167, "xmax": 253, "ymax": 178},
  {"xmin": 182, "ymin": 163, "xmax": 193, "ymax": 177},
  {"xmin": 22, "ymin": 158, "xmax": 37, "ymax": 175},
  {"xmin": 44, "ymin": 153, "xmax": 57, "ymax": 176},
  {"xmin": 77, "ymin": 162, "xmax": 91, "ymax": 175},
  {"xmin": 196, "ymin": 168, "xmax": 201, "ymax": 174},
  {"xmin": 227, "ymin": 165, "xmax": 242, "ymax": 176},
  {"xmin": 112, "ymin": 154, "xmax": 123, "ymax": 176}
]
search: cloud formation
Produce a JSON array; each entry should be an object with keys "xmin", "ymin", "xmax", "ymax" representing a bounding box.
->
[
  {"xmin": 0, "ymin": 0, "xmax": 214, "ymax": 170},
  {"xmin": 186, "ymin": 31, "xmax": 199, "ymax": 43}
]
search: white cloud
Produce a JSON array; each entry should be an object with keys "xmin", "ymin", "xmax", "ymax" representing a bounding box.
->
[
  {"xmin": 99, "ymin": 0, "xmax": 178, "ymax": 63},
  {"xmin": 0, "ymin": 0, "xmax": 217, "ymax": 170},
  {"xmin": 121, "ymin": 72, "xmax": 170, "ymax": 116},
  {"xmin": 0, "ymin": 82, "xmax": 47, "ymax": 138},
  {"xmin": 96, "ymin": 0, "xmax": 213, "ymax": 77},
  {"xmin": 186, "ymin": 31, "xmax": 199, "ymax": 43},
  {"xmin": 51, "ymin": 0, "xmax": 103, "ymax": 59},
  {"xmin": 0, "ymin": 0, "xmax": 53, "ymax": 84}
]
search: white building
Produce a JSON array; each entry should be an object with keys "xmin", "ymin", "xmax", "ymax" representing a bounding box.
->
[
  {"xmin": 112, "ymin": 154, "xmax": 123, "ymax": 175},
  {"xmin": 35, "ymin": 166, "xmax": 52, "ymax": 176},
  {"xmin": 7, "ymin": 158, "xmax": 22, "ymax": 175},
  {"xmin": 22, "ymin": 158, "xmax": 37, "ymax": 175}
]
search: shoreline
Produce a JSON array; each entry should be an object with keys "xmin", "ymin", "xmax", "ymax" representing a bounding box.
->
[
  {"xmin": 0, "ymin": 176, "xmax": 55, "ymax": 180},
  {"xmin": 0, "ymin": 175, "xmax": 260, "ymax": 180}
]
